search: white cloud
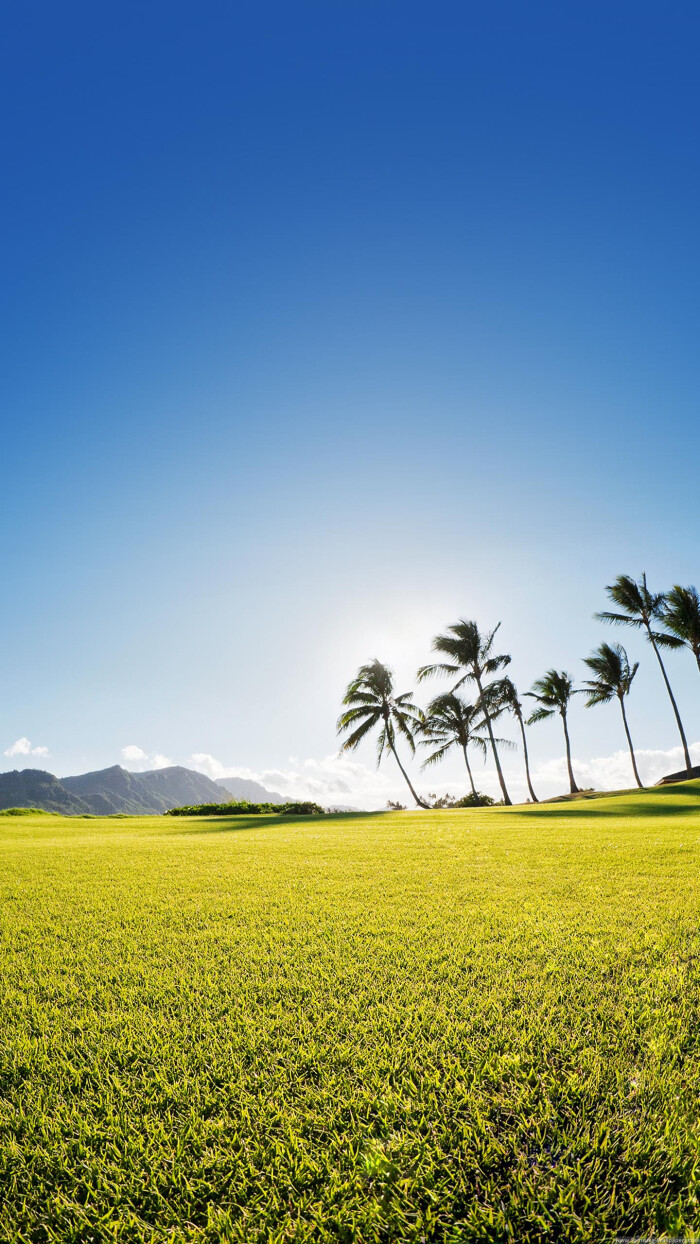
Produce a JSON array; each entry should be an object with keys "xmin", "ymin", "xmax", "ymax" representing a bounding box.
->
[
  {"xmin": 121, "ymin": 745, "xmax": 173, "ymax": 771},
  {"xmin": 190, "ymin": 740, "xmax": 700, "ymax": 809},
  {"xmin": 190, "ymin": 751, "xmax": 411, "ymax": 808},
  {"xmin": 4, "ymin": 737, "xmax": 49, "ymax": 759},
  {"xmin": 191, "ymin": 752, "xmax": 231, "ymax": 781},
  {"xmin": 532, "ymin": 742, "xmax": 700, "ymax": 793},
  {"xmin": 122, "ymin": 745, "xmax": 147, "ymax": 762}
]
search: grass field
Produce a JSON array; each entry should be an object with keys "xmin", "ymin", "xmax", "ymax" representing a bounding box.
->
[{"xmin": 2, "ymin": 787, "xmax": 700, "ymax": 1241}]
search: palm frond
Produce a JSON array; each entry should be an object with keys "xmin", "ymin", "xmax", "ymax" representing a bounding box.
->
[
  {"xmin": 491, "ymin": 736, "xmax": 516, "ymax": 751},
  {"xmin": 526, "ymin": 706, "xmax": 555, "ymax": 725},
  {"xmin": 336, "ymin": 705, "xmax": 378, "ymax": 731},
  {"xmin": 393, "ymin": 710, "xmax": 417, "ymax": 755},
  {"xmin": 594, "ymin": 610, "xmax": 644, "ymax": 628},
  {"xmin": 342, "ymin": 690, "xmax": 381, "ymax": 708},
  {"xmin": 526, "ymin": 669, "xmax": 578, "ymax": 711},
  {"xmin": 338, "ymin": 711, "xmax": 381, "ymax": 752},
  {"xmin": 483, "ymin": 653, "xmax": 511, "ymax": 675},
  {"xmin": 417, "ymin": 662, "xmax": 461, "ymax": 682},
  {"xmin": 649, "ymin": 629, "xmax": 685, "ymax": 649},
  {"xmin": 597, "ymin": 573, "xmax": 665, "ymax": 626},
  {"xmin": 583, "ymin": 688, "xmax": 612, "ymax": 707},
  {"xmin": 662, "ymin": 584, "xmax": 700, "ymax": 650},
  {"xmin": 420, "ymin": 741, "xmax": 455, "ymax": 769},
  {"xmin": 583, "ymin": 641, "xmax": 640, "ymax": 705}
]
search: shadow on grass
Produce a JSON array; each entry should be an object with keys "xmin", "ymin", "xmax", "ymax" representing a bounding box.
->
[
  {"xmin": 518, "ymin": 782, "xmax": 700, "ymax": 820},
  {"xmin": 161, "ymin": 811, "xmax": 383, "ymax": 837}
]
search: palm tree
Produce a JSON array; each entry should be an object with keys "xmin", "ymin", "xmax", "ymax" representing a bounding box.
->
[
  {"xmin": 582, "ymin": 643, "xmax": 643, "ymax": 789},
  {"xmin": 418, "ymin": 620, "xmax": 512, "ymax": 805},
  {"xmin": 661, "ymin": 585, "xmax": 700, "ymax": 677},
  {"xmin": 419, "ymin": 692, "xmax": 500, "ymax": 797},
  {"xmin": 494, "ymin": 678, "xmax": 539, "ymax": 802},
  {"xmin": 595, "ymin": 573, "xmax": 691, "ymax": 775},
  {"xmin": 526, "ymin": 670, "xmax": 581, "ymax": 794},
  {"xmin": 337, "ymin": 659, "xmax": 429, "ymax": 808}
]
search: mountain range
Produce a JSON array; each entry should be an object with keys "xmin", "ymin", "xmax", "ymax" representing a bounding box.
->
[
  {"xmin": 0, "ymin": 765, "xmax": 287, "ymax": 815},
  {"xmin": 214, "ymin": 776, "xmax": 287, "ymax": 804}
]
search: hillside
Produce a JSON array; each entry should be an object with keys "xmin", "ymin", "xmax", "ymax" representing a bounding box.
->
[
  {"xmin": 0, "ymin": 769, "xmax": 92, "ymax": 815},
  {"xmin": 0, "ymin": 764, "xmax": 229, "ymax": 815}
]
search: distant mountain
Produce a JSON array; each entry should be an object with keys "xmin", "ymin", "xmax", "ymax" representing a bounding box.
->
[
  {"xmin": 215, "ymin": 776, "xmax": 288, "ymax": 804},
  {"xmin": 0, "ymin": 765, "xmax": 230, "ymax": 815},
  {"xmin": 62, "ymin": 765, "xmax": 227, "ymax": 814},
  {"xmin": 0, "ymin": 769, "xmax": 91, "ymax": 815}
]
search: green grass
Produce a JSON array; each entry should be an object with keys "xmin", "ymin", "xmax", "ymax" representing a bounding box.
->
[{"xmin": 2, "ymin": 786, "xmax": 700, "ymax": 1241}]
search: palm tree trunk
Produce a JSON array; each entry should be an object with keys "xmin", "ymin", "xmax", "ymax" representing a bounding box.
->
[
  {"xmin": 516, "ymin": 709, "xmax": 538, "ymax": 802},
  {"xmin": 619, "ymin": 694, "xmax": 643, "ymax": 789},
  {"xmin": 646, "ymin": 625, "xmax": 692, "ymax": 774},
  {"xmin": 461, "ymin": 743, "xmax": 478, "ymax": 797},
  {"xmin": 561, "ymin": 710, "xmax": 579, "ymax": 794},
  {"xmin": 476, "ymin": 677, "xmax": 512, "ymax": 805},
  {"xmin": 388, "ymin": 739, "xmax": 429, "ymax": 809}
]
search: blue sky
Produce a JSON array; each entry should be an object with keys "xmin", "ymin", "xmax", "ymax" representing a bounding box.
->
[{"xmin": 2, "ymin": 1, "xmax": 700, "ymax": 805}]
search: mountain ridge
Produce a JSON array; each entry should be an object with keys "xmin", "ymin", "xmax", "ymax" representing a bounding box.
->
[{"xmin": 0, "ymin": 765, "xmax": 239, "ymax": 815}]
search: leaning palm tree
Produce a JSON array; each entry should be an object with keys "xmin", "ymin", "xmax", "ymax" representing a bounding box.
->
[
  {"xmin": 337, "ymin": 659, "xmax": 429, "ymax": 808},
  {"xmin": 526, "ymin": 670, "xmax": 581, "ymax": 795},
  {"xmin": 661, "ymin": 584, "xmax": 700, "ymax": 677},
  {"xmin": 418, "ymin": 620, "xmax": 512, "ymax": 804},
  {"xmin": 582, "ymin": 643, "xmax": 643, "ymax": 789},
  {"xmin": 419, "ymin": 692, "xmax": 501, "ymax": 797},
  {"xmin": 494, "ymin": 678, "xmax": 539, "ymax": 802},
  {"xmin": 595, "ymin": 573, "xmax": 691, "ymax": 775}
]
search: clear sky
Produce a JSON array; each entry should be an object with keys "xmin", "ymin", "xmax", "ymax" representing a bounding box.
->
[{"xmin": 3, "ymin": 0, "xmax": 700, "ymax": 806}]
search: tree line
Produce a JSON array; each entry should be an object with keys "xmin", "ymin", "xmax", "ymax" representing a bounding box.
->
[{"xmin": 336, "ymin": 574, "xmax": 700, "ymax": 808}]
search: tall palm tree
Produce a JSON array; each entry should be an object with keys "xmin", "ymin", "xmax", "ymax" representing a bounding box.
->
[
  {"xmin": 337, "ymin": 659, "xmax": 429, "ymax": 808},
  {"xmin": 494, "ymin": 678, "xmax": 539, "ymax": 802},
  {"xmin": 418, "ymin": 692, "xmax": 500, "ymax": 797},
  {"xmin": 582, "ymin": 643, "xmax": 643, "ymax": 789},
  {"xmin": 661, "ymin": 585, "xmax": 700, "ymax": 677},
  {"xmin": 418, "ymin": 620, "xmax": 513, "ymax": 805},
  {"xmin": 526, "ymin": 670, "xmax": 581, "ymax": 795},
  {"xmin": 595, "ymin": 573, "xmax": 691, "ymax": 775}
]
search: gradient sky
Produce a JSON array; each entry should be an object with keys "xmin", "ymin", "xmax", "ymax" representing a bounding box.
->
[{"xmin": 3, "ymin": 1, "xmax": 700, "ymax": 806}]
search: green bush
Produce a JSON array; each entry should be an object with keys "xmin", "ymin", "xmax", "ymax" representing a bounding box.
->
[
  {"xmin": 0, "ymin": 807, "xmax": 61, "ymax": 816},
  {"xmin": 166, "ymin": 800, "xmax": 326, "ymax": 817},
  {"xmin": 424, "ymin": 792, "xmax": 497, "ymax": 808},
  {"xmin": 453, "ymin": 791, "xmax": 497, "ymax": 807}
]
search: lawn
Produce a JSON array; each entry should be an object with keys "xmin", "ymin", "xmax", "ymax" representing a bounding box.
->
[{"xmin": 1, "ymin": 786, "xmax": 700, "ymax": 1242}]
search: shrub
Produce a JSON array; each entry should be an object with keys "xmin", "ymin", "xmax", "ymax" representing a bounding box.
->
[
  {"xmin": 424, "ymin": 792, "xmax": 497, "ymax": 808},
  {"xmin": 452, "ymin": 791, "xmax": 496, "ymax": 808},
  {"xmin": 281, "ymin": 801, "xmax": 327, "ymax": 816},
  {"xmin": 0, "ymin": 807, "xmax": 44, "ymax": 816},
  {"xmin": 166, "ymin": 800, "xmax": 326, "ymax": 817}
]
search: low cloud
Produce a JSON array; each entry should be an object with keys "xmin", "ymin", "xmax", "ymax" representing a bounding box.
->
[
  {"xmin": 190, "ymin": 751, "xmax": 407, "ymax": 808},
  {"xmin": 532, "ymin": 742, "xmax": 700, "ymax": 793},
  {"xmin": 190, "ymin": 740, "xmax": 700, "ymax": 809},
  {"xmin": 191, "ymin": 752, "xmax": 232, "ymax": 781},
  {"xmin": 4, "ymin": 737, "xmax": 50, "ymax": 759},
  {"xmin": 121, "ymin": 745, "xmax": 173, "ymax": 771}
]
